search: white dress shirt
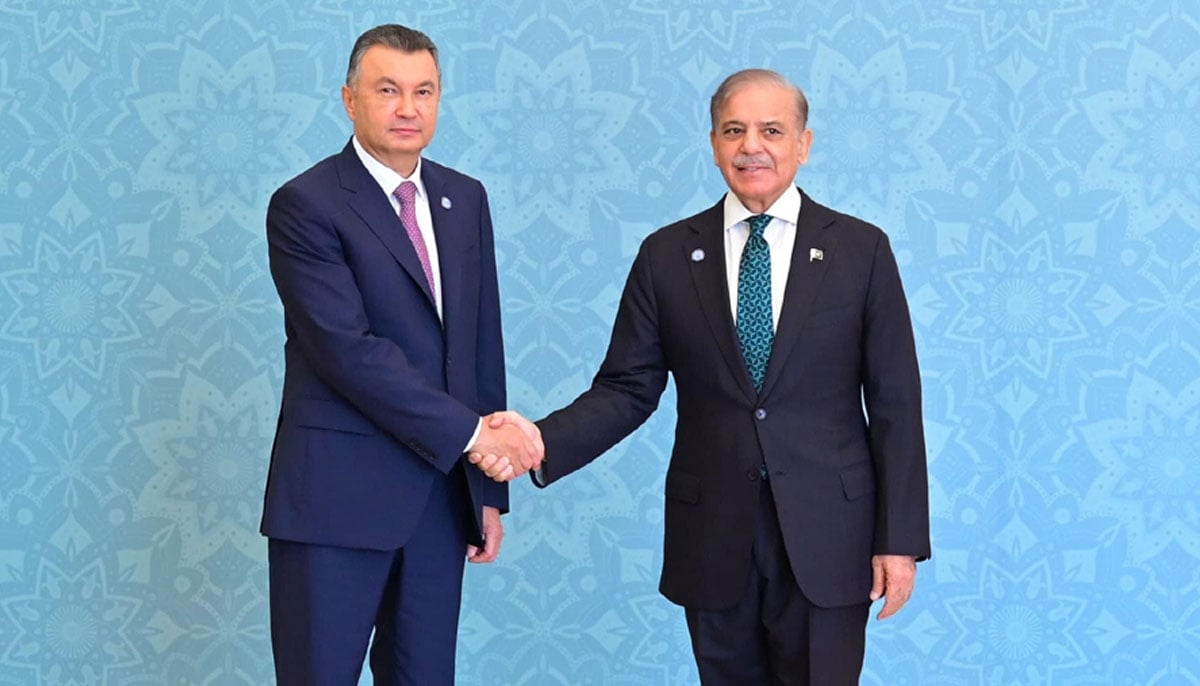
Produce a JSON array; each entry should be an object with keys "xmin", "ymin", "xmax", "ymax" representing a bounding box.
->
[
  {"xmin": 722, "ymin": 185, "xmax": 802, "ymax": 330},
  {"xmin": 352, "ymin": 136, "xmax": 444, "ymax": 319}
]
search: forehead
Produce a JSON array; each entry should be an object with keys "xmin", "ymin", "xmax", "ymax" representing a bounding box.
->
[
  {"xmin": 718, "ymin": 82, "xmax": 797, "ymax": 123},
  {"xmin": 358, "ymin": 45, "xmax": 438, "ymax": 81}
]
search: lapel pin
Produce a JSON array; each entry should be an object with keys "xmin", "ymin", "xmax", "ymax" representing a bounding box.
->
[
  {"xmin": 810, "ymin": 248, "xmax": 824, "ymax": 263},
  {"xmin": 691, "ymin": 248, "xmax": 705, "ymax": 262},
  {"xmin": 441, "ymin": 196, "xmax": 452, "ymax": 210}
]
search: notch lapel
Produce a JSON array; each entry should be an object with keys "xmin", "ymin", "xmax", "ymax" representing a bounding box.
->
[
  {"xmin": 759, "ymin": 190, "xmax": 840, "ymax": 399},
  {"xmin": 686, "ymin": 202, "xmax": 759, "ymax": 404},
  {"xmin": 423, "ymin": 163, "xmax": 469, "ymax": 335},
  {"xmin": 336, "ymin": 143, "xmax": 437, "ymax": 311}
]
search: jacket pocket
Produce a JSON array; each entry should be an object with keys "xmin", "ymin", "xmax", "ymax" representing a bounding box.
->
[
  {"xmin": 665, "ymin": 470, "xmax": 700, "ymax": 504},
  {"xmin": 291, "ymin": 398, "xmax": 377, "ymax": 435},
  {"xmin": 839, "ymin": 462, "xmax": 876, "ymax": 501}
]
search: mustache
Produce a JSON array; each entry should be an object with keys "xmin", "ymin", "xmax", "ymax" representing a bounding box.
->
[{"xmin": 733, "ymin": 154, "xmax": 773, "ymax": 169}]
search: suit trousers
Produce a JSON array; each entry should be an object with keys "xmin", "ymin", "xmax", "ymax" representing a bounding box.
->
[
  {"xmin": 268, "ymin": 462, "xmax": 473, "ymax": 686},
  {"xmin": 685, "ymin": 482, "xmax": 871, "ymax": 685}
]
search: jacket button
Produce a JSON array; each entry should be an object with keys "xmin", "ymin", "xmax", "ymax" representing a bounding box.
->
[
  {"xmin": 746, "ymin": 468, "xmax": 758, "ymax": 482},
  {"xmin": 754, "ymin": 408, "xmax": 767, "ymax": 420}
]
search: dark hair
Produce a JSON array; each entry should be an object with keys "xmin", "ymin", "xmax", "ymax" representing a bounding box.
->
[
  {"xmin": 346, "ymin": 24, "xmax": 439, "ymax": 86},
  {"xmin": 709, "ymin": 68, "xmax": 809, "ymax": 131}
]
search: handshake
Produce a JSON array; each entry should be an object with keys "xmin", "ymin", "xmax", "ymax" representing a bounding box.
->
[{"xmin": 467, "ymin": 411, "xmax": 544, "ymax": 482}]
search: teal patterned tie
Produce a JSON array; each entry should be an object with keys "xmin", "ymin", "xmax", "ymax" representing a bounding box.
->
[{"xmin": 737, "ymin": 214, "xmax": 774, "ymax": 392}]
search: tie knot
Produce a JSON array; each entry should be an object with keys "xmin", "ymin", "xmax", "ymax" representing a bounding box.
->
[
  {"xmin": 748, "ymin": 214, "xmax": 771, "ymax": 238},
  {"xmin": 394, "ymin": 180, "xmax": 417, "ymax": 205}
]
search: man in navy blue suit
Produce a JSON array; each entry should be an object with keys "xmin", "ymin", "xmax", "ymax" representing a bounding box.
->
[
  {"xmin": 480, "ymin": 69, "xmax": 931, "ymax": 684},
  {"xmin": 260, "ymin": 24, "xmax": 541, "ymax": 685}
]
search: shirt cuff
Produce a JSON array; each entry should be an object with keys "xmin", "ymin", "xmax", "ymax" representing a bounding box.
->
[{"xmin": 463, "ymin": 417, "xmax": 483, "ymax": 454}]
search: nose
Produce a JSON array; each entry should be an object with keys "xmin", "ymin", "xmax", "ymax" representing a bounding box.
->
[
  {"xmin": 395, "ymin": 94, "xmax": 415, "ymax": 118},
  {"xmin": 739, "ymin": 129, "xmax": 763, "ymax": 153}
]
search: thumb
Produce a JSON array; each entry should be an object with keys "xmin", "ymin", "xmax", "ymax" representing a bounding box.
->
[
  {"xmin": 487, "ymin": 412, "xmax": 509, "ymax": 429},
  {"xmin": 869, "ymin": 559, "xmax": 885, "ymax": 601}
]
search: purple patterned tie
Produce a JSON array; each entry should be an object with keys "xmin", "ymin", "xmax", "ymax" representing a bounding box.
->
[{"xmin": 393, "ymin": 181, "xmax": 436, "ymax": 299}]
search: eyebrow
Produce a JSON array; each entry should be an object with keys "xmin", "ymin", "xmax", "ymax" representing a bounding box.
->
[
  {"xmin": 374, "ymin": 76, "xmax": 437, "ymax": 89},
  {"xmin": 720, "ymin": 119, "xmax": 788, "ymax": 129}
]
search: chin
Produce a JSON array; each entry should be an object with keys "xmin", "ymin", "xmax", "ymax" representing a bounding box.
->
[{"xmin": 733, "ymin": 182, "xmax": 777, "ymax": 198}]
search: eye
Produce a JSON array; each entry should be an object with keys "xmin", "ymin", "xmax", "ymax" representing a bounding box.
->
[
  {"xmin": 417, "ymin": 88, "xmax": 433, "ymax": 96},
  {"xmin": 765, "ymin": 127, "xmax": 782, "ymax": 136},
  {"xmin": 723, "ymin": 126, "xmax": 743, "ymax": 136},
  {"xmin": 380, "ymin": 87, "xmax": 396, "ymax": 95}
]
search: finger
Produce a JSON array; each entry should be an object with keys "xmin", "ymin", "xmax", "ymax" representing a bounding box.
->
[
  {"xmin": 499, "ymin": 462, "xmax": 516, "ymax": 482},
  {"xmin": 869, "ymin": 559, "xmax": 885, "ymax": 601},
  {"xmin": 486, "ymin": 411, "xmax": 511, "ymax": 429},
  {"xmin": 876, "ymin": 565, "xmax": 913, "ymax": 620},
  {"xmin": 486, "ymin": 458, "xmax": 512, "ymax": 482},
  {"xmin": 477, "ymin": 455, "xmax": 501, "ymax": 478},
  {"xmin": 876, "ymin": 586, "xmax": 911, "ymax": 620},
  {"xmin": 471, "ymin": 534, "xmax": 499, "ymax": 563},
  {"xmin": 467, "ymin": 451, "xmax": 483, "ymax": 464},
  {"xmin": 482, "ymin": 528, "xmax": 501, "ymax": 561},
  {"xmin": 876, "ymin": 595, "xmax": 901, "ymax": 620},
  {"xmin": 485, "ymin": 456, "xmax": 510, "ymax": 479},
  {"xmin": 466, "ymin": 544, "xmax": 479, "ymax": 559}
]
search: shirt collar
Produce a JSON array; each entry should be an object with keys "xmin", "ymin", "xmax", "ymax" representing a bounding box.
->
[
  {"xmin": 352, "ymin": 135, "xmax": 427, "ymax": 200},
  {"xmin": 722, "ymin": 185, "xmax": 802, "ymax": 232}
]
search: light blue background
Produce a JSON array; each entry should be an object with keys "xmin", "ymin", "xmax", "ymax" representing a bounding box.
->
[{"xmin": 1, "ymin": 1, "xmax": 1198, "ymax": 683}]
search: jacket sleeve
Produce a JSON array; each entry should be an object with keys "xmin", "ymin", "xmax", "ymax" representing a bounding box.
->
[{"xmin": 860, "ymin": 232, "xmax": 931, "ymax": 560}]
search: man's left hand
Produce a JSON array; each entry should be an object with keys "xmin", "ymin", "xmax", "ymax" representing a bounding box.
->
[
  {"xmin": 466, "ymin": 506, "xmax": 503, "ymax": 563},
  {"xmin": 870, "ymin": 554, "xmax": 916, "ymax": 620}
]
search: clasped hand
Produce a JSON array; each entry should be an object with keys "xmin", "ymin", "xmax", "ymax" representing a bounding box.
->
[{"xmin": 467, "ymin": 411, "xmax": 543, "ymax": 482}]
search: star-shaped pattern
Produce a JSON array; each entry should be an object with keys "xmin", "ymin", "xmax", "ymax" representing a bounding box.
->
[
  {"xmin": 944, "ymin": 558, "xmax": 1087, "ymax": 682},
  {"xmin": 451, "ymin": 42, "xmax": 636, "ymax": 234},
  {"xmin": 944, "ymin": 232, "xmax": 1088, "ymax": 378},
  {"xmin": 1081, "ymin": 370, "xmax": 1200, "ymax": 562},
  {"xmin": 1082, "ymin": 43, "xmax": 1200, "ymax": 229},
  {"xmin": 134, "ymin": 44, "xmax": 319, "ymax": 235},
  {"xmin": 0, "ymin": 234, "xmax": 140, "ymax": 380},
  {"xmin": 133, "ymin": 370, "xmax": 273, "ymax": 563},
  {"xmin": 807, "ymin": 42, "xmax": 953, "ymax": 218},
  {"xmin": 1, "ymin": 557, "xmax": 143, "ymax": 683}
]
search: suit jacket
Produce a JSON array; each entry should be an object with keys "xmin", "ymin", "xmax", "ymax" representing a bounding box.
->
[
  {"xmin": 536, "ymin": 190, "xmax": 930, "ymax": 610},
  {"xmin": 260, "ymin": 141, "xmax": 507, "ymax": 550}
]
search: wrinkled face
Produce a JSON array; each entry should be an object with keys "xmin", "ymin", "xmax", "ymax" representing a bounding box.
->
[
  {"xmin": 342, "ymin": 46, "xmax": 439, "ymax": 175},
  {"xmin": 710, "ymin": 82, "xmax": 812, "ymax": 212}
]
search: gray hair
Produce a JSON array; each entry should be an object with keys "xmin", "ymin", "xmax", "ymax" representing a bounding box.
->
[
  {"xmin": 346, "ymin": 24, "xmax": 439, "ymax": 86},
  {"xmin": 709, "ymin": 69, "xmax": 809, "ymax": 132}
]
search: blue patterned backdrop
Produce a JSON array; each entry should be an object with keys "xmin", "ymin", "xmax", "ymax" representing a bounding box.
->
[{"xmin": 0, "ymin": 0, "xmax": 1198, "ymax": 683}]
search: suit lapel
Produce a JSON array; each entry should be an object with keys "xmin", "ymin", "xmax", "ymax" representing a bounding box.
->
[
  {"xmin": 424, "ymin": 162, "xmax": 470, "ymax": 335},
  {"xmin": 336, "ymin": 142, "xmax": 437, "ymax": 311},
  {"xmin": 686, "ymin": 201, "xmax": 759, "ymax": 404},
  {"xmin": 759, "ymin": 190, "xmax": 840, "ymax": 399}
]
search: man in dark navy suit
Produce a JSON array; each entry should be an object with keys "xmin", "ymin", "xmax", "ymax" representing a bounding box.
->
[
  {"xmin": 260, "ymin": 24, "xmax": 541, "ymax": 685},
  {"xmin": 481, "ymin": 69, "xmax": 930, "ymax": 684}
]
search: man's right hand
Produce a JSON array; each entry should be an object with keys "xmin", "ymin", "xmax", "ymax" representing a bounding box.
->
[{"xmin": 469, "ymin": 411, "xmax": 543, "ymax": 482}]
